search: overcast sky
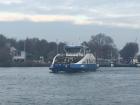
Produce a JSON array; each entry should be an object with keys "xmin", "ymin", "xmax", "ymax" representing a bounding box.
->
[{"xmin": 0, "ymin": 0, "xmax": 140, "ymax": 49}]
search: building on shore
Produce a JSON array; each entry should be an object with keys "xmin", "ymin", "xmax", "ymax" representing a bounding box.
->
[{"xmin": 10, "ymin": 47, "xmax": 26, "ymax": 62}]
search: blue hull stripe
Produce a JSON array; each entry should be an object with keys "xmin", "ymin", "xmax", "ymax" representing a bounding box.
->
[{"xmin": 50, "ymin": 64, "xmax": 97, "ymax": 72}]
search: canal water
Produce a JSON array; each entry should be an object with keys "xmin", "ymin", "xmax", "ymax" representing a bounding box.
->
[{"xmin": 0, "ymin": 67, "xmax": 140, "ymax": 105}]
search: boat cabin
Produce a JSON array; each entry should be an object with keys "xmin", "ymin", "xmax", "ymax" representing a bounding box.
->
[
  {"xmin": 64, "ymin": 46, "xmax": 89, "ymax": 57},
  {"xmin": 53, "ymin": 46, "xmax": 91, "ymax": 64}
]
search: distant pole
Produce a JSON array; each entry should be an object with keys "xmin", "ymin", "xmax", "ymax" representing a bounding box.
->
[
  {"xmin": 56, "ymin": 39, "xmax": 58, "ymax": 54},
  {"xmin": 24, "ymin": 40, "xmax": 26, "ymax": 52},
  {"xmin": 78, "ymin": 36, "xmax": 81, "ymax": 45},
  {"xmin": 24, "ymin": 39, "xmax": 26, "ymax": 62},
  {"xmin": 111, "ymin": 49, "xmax": 112, "ymax": 60},
  {"xmin": 135, "ymin": 37, "xmax": 138, "ymax": 43}
]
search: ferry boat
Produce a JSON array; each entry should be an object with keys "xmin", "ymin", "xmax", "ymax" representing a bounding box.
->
[{"xmin": 49, "ymin": 45, "xmax": 98, "ymax": 72}]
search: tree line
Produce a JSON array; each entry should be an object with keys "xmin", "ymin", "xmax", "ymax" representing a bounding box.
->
[
  {"xmin": 0, "ymin": 34, "xmax": 66, "ymax": 66},
  {"xmin": 0, "ymin": 33, "xmax": 139, "ymax": 66},
  {"xmin": 83, "ymin": 33, "xmax": 139, "ymax": 64}
]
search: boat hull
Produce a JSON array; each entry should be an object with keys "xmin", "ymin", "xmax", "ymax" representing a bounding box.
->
[{"xmin": 49, "ymin": 63, "xmax": 97, "ymax": 72}]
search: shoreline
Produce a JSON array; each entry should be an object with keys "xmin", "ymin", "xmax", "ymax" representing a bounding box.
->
[{"xmin": 0, "ymin": 64, "xmax": 139, "ymax": 67}]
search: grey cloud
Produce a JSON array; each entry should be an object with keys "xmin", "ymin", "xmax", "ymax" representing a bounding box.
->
[{"xmin": 0, "ymin": 0, "xmax": 140, "ymax": 28}]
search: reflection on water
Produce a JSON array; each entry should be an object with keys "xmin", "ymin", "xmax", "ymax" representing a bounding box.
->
[{"xmin": 0, "ymin": 67, "xmax": 140, "ymax": 105}]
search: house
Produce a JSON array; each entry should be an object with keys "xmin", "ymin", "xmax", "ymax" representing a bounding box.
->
[{"xmin": 10, "ymin": 47, "xmax": 26, "ymax": 62}]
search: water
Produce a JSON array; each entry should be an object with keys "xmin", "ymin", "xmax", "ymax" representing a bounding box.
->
[{"xmin": 0, "ymin": 67, "xmax": 140, "ymax": 105}]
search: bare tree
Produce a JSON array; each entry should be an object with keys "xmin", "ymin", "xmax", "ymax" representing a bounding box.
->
[{"xmin": 87, "ymin": 33, "xmax": 118, "ymax": 59}]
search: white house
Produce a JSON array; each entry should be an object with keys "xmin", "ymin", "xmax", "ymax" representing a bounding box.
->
[{"xmin": 10, "ymin": 47, "xmax": 26, "ymax": 62}]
